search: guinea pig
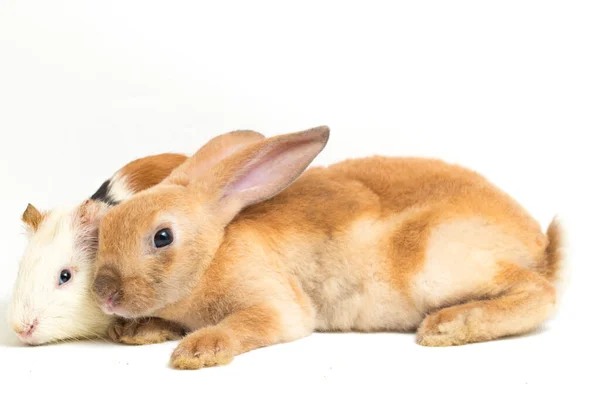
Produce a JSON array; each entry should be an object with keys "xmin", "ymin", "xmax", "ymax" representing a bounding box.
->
[
  {"xmin": 7, "ymin": 152, "xmax": 189, "ymax": 345},
  {"xmin": 91, "ymin": 126, "xmax": 564, "ymax": 370}
]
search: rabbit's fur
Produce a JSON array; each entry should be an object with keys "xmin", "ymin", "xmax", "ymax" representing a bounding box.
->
[
  {"xmin": 9, "ymin": 152, "xmax": 188, "ymax": 345},
  {"xmin": 92, "ymin": 126, "xmax": 562, "ymax": 369}
]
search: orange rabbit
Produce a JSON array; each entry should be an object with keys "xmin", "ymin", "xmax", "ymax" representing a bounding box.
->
[{"xmin": 91, "ymin": 126, "xmax": 563, "ymax": 370}]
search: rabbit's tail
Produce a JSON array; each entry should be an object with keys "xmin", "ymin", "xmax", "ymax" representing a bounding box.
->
[{"xmin": 533, "ymin": 216, "xmax": 569, "ymax": 296}]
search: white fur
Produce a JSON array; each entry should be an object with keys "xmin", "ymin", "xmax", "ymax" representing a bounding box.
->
[
  {"xmin": 8, "ymin": 204, "xmax": 112, "ymax": 344},
  {"xmin": 107, "ymin": 172, "xmax": 135, "ymax": 203}
]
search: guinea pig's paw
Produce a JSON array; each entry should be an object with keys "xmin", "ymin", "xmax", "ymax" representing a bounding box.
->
[
  {"xmin": 416, "ymin": 306, "xmax": 481, "ymax": 347},
  {"xmin": 170, "ymin": 327, "xmax": 235, "ymax": 370},
  {"xmin": 109, "ymin": 317, "xmax": 185, "ymax": 345}
]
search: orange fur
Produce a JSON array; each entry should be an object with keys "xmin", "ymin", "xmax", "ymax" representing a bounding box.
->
[
  {"xmin": 108, "ymin": 317, "xmax": 185, "ymax": 345},
  {"xmin": 384, "ymin": 209, "xmax": 436, "ymax": 301},
  {"xmin": 120, "ymin": 153, "xmax": 189, "ymax": 192},
  {"xmin": 535, "ymin": 217, "xmax": 563, "ymax": 282},
  {"xmin": 163, "ymin": 130, "xmax": 265, "ymax": 187},
  {"xmin": 416, "ymin": 262, "xmax": 556, "ymax": 346},
  {"xmin": 92, "ymin": 126, "xmax": 564, "ymax": 369},
  {"xmin": 21, "ymin": 203, "xmax": 48, "ymax": 232}
]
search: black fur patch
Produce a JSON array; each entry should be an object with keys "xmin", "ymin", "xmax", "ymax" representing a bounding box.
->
[{"xmin": 90, "ymin": 180, "xmax": 119, "ymax": 206}]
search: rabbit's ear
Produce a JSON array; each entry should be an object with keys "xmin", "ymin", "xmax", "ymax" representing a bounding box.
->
[
  {"xmin": 195, "ymin": 125, "xmax": 330, "ymax": 222},
  {"xmin": 163, "ymin": 130, "xmax": 265, "ymax": 187}
]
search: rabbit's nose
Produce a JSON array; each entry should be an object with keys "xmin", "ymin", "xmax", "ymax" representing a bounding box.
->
[
  {"xmin": 106, "ymin": 292, "xmax": 119, "ymax": 306},
  {"xmin": 93, "ymin": 270, "xmax": 121, "ymax": 303}
]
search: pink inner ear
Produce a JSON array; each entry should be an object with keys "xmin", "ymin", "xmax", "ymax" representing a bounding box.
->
[{"xmin": 223, "ymin": 139, "xmax": 322, "ymax": 203}]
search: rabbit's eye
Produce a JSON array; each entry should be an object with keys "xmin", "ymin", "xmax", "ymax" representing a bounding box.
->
[
  {"xmin": 154, "ymin": 228, "xmax": 173, "ymax": 248},
  {"xmin": 58, "ymin": 269, "xmax": 72, "ymax": 285}
]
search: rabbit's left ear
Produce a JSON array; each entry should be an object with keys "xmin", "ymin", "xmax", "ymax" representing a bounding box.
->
[
  {"xmin": 21, "ymin": 203, "xmax": 46, "ymax": 234},
  {"xmin": 163, "ymin": 130, "xmax": 266, "ymax": 187},
  {"xmin": 192, "ymin": 125, "xmax": 330, "ymax": 222}
]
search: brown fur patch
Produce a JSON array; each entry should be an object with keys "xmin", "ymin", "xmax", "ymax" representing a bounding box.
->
[
  {"xmin": 120, "ymin": 153, "xmax": 188, "ymax": 192},
  {"xmin": 385, "ymin": 209, "xmax": 437, "ymax": 299},
  {"xmin": 21, "ymin": 203, "xmax": 47, "ymax": 231}
]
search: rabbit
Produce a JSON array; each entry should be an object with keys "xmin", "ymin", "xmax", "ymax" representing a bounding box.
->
[
  {"xmin": 7, "ymin": 151, "xmax": 193, "ymax": 345},
  {"xmin": 91, "ymin": 125, "xmax": 563, "ymax": 370}
]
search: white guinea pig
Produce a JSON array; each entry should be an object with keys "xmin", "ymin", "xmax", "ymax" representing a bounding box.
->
[{"xmin": 7, "ymin": 153, "xmax": 188, "ymax": 345}]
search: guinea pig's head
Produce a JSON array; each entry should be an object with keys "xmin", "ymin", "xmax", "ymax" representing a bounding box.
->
[
  {"xmin": 8, "ymin": 200, "xmax": 112, "ymax": 345},
  {"xmin": 92, "ymin": 126, "xmax": 329, "ymax": 319}
]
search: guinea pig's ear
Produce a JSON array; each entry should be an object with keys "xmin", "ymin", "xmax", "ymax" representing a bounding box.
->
[
  {"xmin": 21, "ymin": 203, "xmax": 46, "ymax": 235},
  {"xmin": 194, "ymin": 125, "xmax": 330, "ymax": 223},
  {"xmin": 163, "ymin": 130, "xmax": 265, "ymax": 187},
  {"xmin": 74, "ymin": 199, "xmax": 110, "ymax": 254}
]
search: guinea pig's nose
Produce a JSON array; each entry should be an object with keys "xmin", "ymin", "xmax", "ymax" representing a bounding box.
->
[
  {"xmin": 92, "ymin": 271, "xmax": 121, "ymax": 303},
  {"xmin": 14, "ymin": 318, "xmax": 38, "ymax": 342}
]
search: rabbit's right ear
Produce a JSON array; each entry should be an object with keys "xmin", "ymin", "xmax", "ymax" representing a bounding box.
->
[
  {"xmin": 191, "ymin": 125, "xmax": 330, "ymax": 223},
  {"xmin": 163, "ymin": 130, "xmax": 265, "ymax": 187}
]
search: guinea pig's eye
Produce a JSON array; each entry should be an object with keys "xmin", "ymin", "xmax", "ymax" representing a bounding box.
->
[
  {"xmin": 58, "ymin": 269, "xmax": 72, "ymax": 285},
  {"xmin": 154, "ymin": 228, "xmax": 173, "ymax": 248}
]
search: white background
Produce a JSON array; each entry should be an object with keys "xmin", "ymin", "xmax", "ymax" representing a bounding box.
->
[{"xmin": 0, "ymin": 1, "xmax": 598, "ymax": 399}]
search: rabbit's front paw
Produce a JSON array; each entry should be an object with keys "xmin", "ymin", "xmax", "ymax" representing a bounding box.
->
[
  {"xmin": 170, "ymin": 327, "xmax": 235, "ymax": 370},
  {"xmin": 108, "ymin": 317, "xmax": 185, "ymax": 345}
]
